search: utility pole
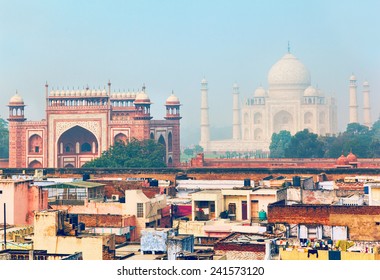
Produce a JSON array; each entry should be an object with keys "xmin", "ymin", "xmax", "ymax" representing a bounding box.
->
[{"xmin": 3, "ymin": 203, "xmax": 6, "ymax": 250}]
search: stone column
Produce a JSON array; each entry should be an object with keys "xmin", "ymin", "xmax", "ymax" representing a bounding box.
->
[
  {"xmin": 200, "ymin": 78, "xmax": 210, "ymax": 150},
  {"xmin": 349, "ymin": 74, "xmax": 358, "ymax": 123},
  {"xmin": 232, "ymin": 83, "xmax": 241, "ymax": 140},
  {"xmin": 362, "ymin": 81, "xmax": 371, "ymax": 128}
]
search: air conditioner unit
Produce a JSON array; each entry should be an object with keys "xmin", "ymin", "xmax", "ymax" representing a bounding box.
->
[{"xmin": 111, "ymin": 194, "xmax": 119, "ymax": 201}]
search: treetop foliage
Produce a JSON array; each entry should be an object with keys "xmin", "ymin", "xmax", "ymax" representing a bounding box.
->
[
  {"xmin": 0, "ymin": 118, "xmax": 9, "ymax": 158},
  {"xmin": 269, "ymin": 119, "xmax": 380, "ymax": 158},
  {"xmin": 82, "ymin": 138, "xmax": 166, "ymax": 168}
]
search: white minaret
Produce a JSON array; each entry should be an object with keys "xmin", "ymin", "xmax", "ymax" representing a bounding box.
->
[
  {"xmin": 349, "ymin": 74, "xmax": 358, "ymax": 123},
  {"xmin": 363, "ymin": 80, "xmax": 372, "ymax": 128},
  {"xmin": 200, "ymin": 78, "xmax": 210, "ymax": 150},
  {"xmin": 232, "ymin": 83, "xmax": 241, "ymax": 140}
]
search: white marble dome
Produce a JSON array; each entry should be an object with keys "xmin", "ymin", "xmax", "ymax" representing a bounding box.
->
[{"xmin": 268, "ymin": 53, "xmax": 311, "ymax": 88}]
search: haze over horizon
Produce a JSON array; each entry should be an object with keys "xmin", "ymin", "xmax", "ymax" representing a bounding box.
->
[{"xmin": 1, "ymin": 0, "xmax": 379, "ymax": 147}]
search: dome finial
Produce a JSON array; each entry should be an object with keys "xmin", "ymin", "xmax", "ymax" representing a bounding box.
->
[{"xmin": 288, "ymin": 41, "xmax": 290, "ymax": 53}]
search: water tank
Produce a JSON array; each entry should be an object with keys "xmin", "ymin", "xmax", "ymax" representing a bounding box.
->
[
  {"xmin": 258, "ymin": 210, "xmax": 267, "ymax": 221},
  {"xmin": 150, "ymin": 179, "xmax": 158, "ymax": 187},
  {"xmin": 364, "ymin": 186, "xmax": 369, "ymax": 194},
  {"xmin": 244, "ymin": 179, "xmax": 251, "ymax": 187},
  {"xmin": 83, "ymin": 173, "xmax": 90, "ymax": 181},
  {"xmin": 293, "ymin": 176, "xmax": 301, "ymax": 187},
  {"xmin": 78, "ymin": 222, "xmax": 85, "ymax": 231}
]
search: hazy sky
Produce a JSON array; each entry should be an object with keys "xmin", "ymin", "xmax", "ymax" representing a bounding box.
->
[{"xmin": 1, "ymin": 0, "xmax": 379, "ymax": 147}]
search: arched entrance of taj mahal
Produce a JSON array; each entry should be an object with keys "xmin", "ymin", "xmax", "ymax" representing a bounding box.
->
[{"xmin": 57, "ymin": 125, "xmax": 99, "ymax": 168}]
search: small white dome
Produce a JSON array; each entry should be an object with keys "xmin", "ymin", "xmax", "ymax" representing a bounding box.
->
[
  {"xmin": 9, "ymin": 92, "xmax": 24, "ymax": 104},
  {"xmin": 304, "ymin": 86, "xmax": 317, "ymax": 96},
  {"xmin": 102, "ymin": 88, "xmax": 107, "ymax": 95},
  {"xmin": 135, "ymin": 91, "xmax": 150, "ymax": 103},
  {"xmin": 166, "ymin": 92, "xmax": 180, "ymax": 104},
  {"xmin": 350, "ymin": 74, "xmax": 356, "ymax": 81},
  {"xmin": 254, "ymin": 86, "xmax": 266, "ymax": 97},
  {"xmin": 363, "ymin": 80, "xmax": 369, "ymax": 87}
]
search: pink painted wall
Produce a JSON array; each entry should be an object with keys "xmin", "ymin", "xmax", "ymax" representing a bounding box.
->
[
  {"xmin": 0, "ymin": 180, "xmax": 49, "ymax": 226},
  {"xmin": 13, "ymin": 181, "xmax": 30, "ymax": 225},
  {"xmin": 174, "ymin": 205, "xmax": 192, "ymax": 218}
]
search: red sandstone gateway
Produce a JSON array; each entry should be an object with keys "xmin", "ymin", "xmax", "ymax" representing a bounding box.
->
[{"xmin": 7, "ymin": 83, "xmax": 181, "ymax": 168}]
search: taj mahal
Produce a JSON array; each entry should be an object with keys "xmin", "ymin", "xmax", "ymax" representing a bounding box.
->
[{"xmin": 199, "ymin": 50, "xmax": 372, "ymax": 154}]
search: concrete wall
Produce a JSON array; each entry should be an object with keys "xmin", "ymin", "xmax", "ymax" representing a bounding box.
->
[
  {"xmin": 33, "ymin": 210, "xmax": 115, "ymax": 260},
  {"xmin": 140, "ymin": 229, "xmax": 174, "ymax": 252},
  {"xmin": 167, "ymin": 235, "xmax": 194, "ymax": 260},
  {"xmin": 174, "ymin": 220, "xmax": 207, "ymax": 237}
]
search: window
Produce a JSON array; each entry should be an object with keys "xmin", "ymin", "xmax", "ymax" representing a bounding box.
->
[
  {"xmin": 137, "ymin": 203, "xmax": 144, "ymax": 218},
  {"xmin": 81, "ymin": 142, "xmax": 92, "ymax": 152},
  {"xmin": 35, "ymin": 146, "xmax": 39, "ymax": 153},
  {"xmin": 210, "ymin": 203, "xmax": 215, "ymax": 213}
]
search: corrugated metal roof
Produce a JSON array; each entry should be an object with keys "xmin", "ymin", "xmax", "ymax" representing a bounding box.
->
[{"xmin": 42, "ymin": 181, "xmax": 105, "ymax": 189}]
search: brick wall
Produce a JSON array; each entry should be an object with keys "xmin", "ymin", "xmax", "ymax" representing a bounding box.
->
[
  {"xmin": 78, "ymin": 214, "xmax": 133, "ymax": 227},
  {"xmin": 268, "ymin": 204, "xmax": 331, "ymax": 225},
  {"xmin": 102, "ymin": 246, "xmax": 115, "ymax": 260},
  {"xmin": 268, "ymin": 203, "xmax": 380, "ymax": 241},
  {"xmin": 214, "ymin": 250, "xmax": 265, "ymax": 260},
  {"xmin": 214, "ymin": 242, "xmax": 265, "ymax": 252}
]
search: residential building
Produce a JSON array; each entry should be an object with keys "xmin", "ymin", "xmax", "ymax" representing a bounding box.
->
[
  {"xmin": 33, "ymin": 210, "xmax": 115, "ymax": 260},
  {"xmin": 0, "ymin": 179, "xmax": 48, "ymax": 226}
]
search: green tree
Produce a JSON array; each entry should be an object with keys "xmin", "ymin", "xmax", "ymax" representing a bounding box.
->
[
  {"xmin": 319, "ymin": 133, "xmax": 344, "ymax": 158},
  {"xmin": 340, "ymin": 123, "xmax": 372, "ymax": 158},
  {"xmin": 194, "ymin": 145, "xmax": 204, "ymax": 154},
  {"xmin": 183, "ymin": 148, "xmax": 194, "ymax": 157},
  {"xmin": 0, "ymin": 118, "xmax": 9, "ymax": 158},
  {"xmin": 269, "ymin": 130, "xmax": 291, "ymax": 158},
  {"xmin": 82, "ymin": 138, "xmax": 166, "ymax": 168},
  {"xmin": 284, "ymin": 129, "xmax": 325, "ymax": 158},
  {"xmin": 370, "ymin": 119, "xmax": 380, "ymax": 157}
]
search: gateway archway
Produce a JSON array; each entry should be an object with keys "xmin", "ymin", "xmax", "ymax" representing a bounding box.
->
[{"xmin": 57, "ymin": 126, "xmax": 99, "ymax": 168}]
